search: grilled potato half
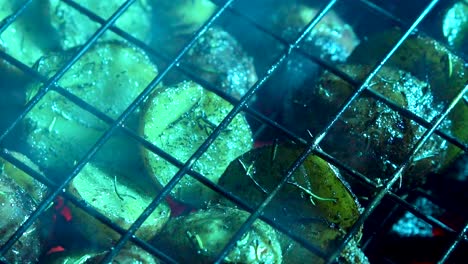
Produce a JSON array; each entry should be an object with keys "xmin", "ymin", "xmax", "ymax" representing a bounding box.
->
[{"xmin": 141, "ymin": 81, "xmax": 253, "ymax": 207}]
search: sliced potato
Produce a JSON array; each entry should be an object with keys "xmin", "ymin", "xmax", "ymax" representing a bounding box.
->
[
  {"xmin": 218, "ymin": 143, "xmax": 361, "ymax": 230},
  {"xmin": 141, "ymin": 81, "xmax": 253, "ymax": 206},
  {"xmin": 269, "ymin": 1, "xmax": 359, "ymax": 62},
  {"xmin": 68, "ymin": 163, "xmax": 171, "ymax": 247},
  {"xmin": 218, "ymin": 143, "xmax": 366, "ymax": 263},
  {"xmin": 0, "ymin": 150, "xmax": 47, "ymax": 204},
  {"xmin": 349, "ymin": 28, "xmax": 467, "ymax": 102},
  {"xmin": 286, "ymin": 65, "xmax": 452, "ymax": 188},
  {"xmin": 278, "ymin": 220, "xmax": 369, "ymax": 264},
  {"xmin": 30, "ymin": 41, "xmax": 158, "ymax": 120},
  {"xmin": 152, "ymin": 205, "xmax": 282, "ymax": 264},
  {"xmin": 0, "ymin": 0, "xmax": 56, "ymax": 88},
  {"xmin": 0, "ymin": 0, "xmax": 55, "ymax": 84},
  {"xmin": 349, "ymin": 28, "xmax": 468, "ymax": 165},
  {"xmin": 0, "ymin": 171, "xmax": 43, "ymax": 263},
  {"xmin": 44, "ymin": 0, "xmax": 152, "ymax": 49},
  {"xmin": 46, "ymin": 244, "xmax": 160, "ymax": 264},
  {"xmin": 154, "ymin": 26, "xmax": 257, "ymax": 100},
  {"xmin": 171, "ymin": 27, "xmax": 258, "ymax": 100},
  {"xmin": 23, "ymin": 41, "xmax": 158, "ymax": 177}
]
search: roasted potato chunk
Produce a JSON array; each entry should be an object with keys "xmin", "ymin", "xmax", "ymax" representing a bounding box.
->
[
  {"xmin": 349, "ymin": 29, "xmax": 468, "ymax": 166},
  {"xmin": 1, "ymin": 150, "xmax": 47, "ymax": 204},
  {"xmin": 152, "ymin": 205, "xmax": 282, "ymax": 264},
  {"xmin": 44, "ymin": 0, "xmax": 152, "ymax": 49},
  {"xmin": 285, "ymin": 65, "xmax": 453, "ymax": 188},
  {"xmin": 23, "ymin": 41, "xmax": 158, "ymax": 177},
  {"xmin": 218, "ymin": 143, "xmax": 366, "ymax": 263},
  {"xmin": 0, "ymin": 0, "xmax": 55, "ymax": 82},
  {"xmin": 0, "ymin": 163, "xmax": 44, "ymax": 263},
  {"xmin": 68, "ymin": 163, "xmax": 171, "ymax": 247},
  {"xmin": 278, "ymin": 221, "xmax": 369, "ymax": 264},
  {"xmin": 269, "ymin": 1, "xmax": 359, "ymax": 63},
  {"xmin": 166, "ymin": 27, "xmax": 258, "ymax": 100},
  {"xmin": 141, "ymin": 81, "xmax": 253, "ymax": 206}
]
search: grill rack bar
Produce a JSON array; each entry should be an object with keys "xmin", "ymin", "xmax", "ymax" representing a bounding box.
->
[
  {"xmin": 2, "ymin": 0, "xmax": 466, "ymax": 262},
  {"xmin": 60, "ymin": 0, "xmax": 311, "ymax": 146},
  {"xmin": 0, "ymin": 44, "xmax": 331, "ymax": 259},
  {"xmin": 211, "ymin": 0, "xmax": 467, "ymax": 151},
  {"xmin": 356, "ymin": 0, "xmax": 468, "ymax": 61},
  {"xmin": 213, "ymin": 0, "xmax": 446, "ymax": 262},
  {"xmin": 0, "ymin": 149, "xmax": 179, "ymax": 264},
  {"xmin": 0, "ymin": 0, "xmax": 33, "ymax": 32},
  {"xmin": 0, "ymin": 21, "xmax": 332, "ymax": 263},
  {"xmin": 354, "ymin": 0, "xmax": 407, "ymax": 27},
  {"xmin": 438, "ymin": 222, "xmax": 468, "ymax": 263},
  {"xmin": 0, "ymin": 0, "xmax": 137, "ymax": 142},
  {"xmin": 5, "ymin": 0, "xmax": 464, "ymax": 155},
  {"xmin": 0, "ymin": 40, "xmax": 458, "ymax": 260},
  {"xmin": 327, "ymin": 82, "xmax": 468, "ymax": 263},
  {"xmin": 0, "ymin": 0, "xmax": 144, "ymax": 256}
]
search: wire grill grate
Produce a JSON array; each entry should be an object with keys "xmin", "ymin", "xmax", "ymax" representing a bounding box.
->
[{"xmin": 0, "ymin": 0, "xmax": 466, "ymax": 263}]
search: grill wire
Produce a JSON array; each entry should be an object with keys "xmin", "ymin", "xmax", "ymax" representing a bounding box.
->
[{"xmin": 0, "ymin": 0, "xmax": 467, "ymax": 263}]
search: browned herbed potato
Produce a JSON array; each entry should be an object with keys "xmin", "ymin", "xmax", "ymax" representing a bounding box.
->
[
  {"xmin": 349, "ymin": 28, "xmax": 468, "ymax": 168},
  {"xmin": 151, "ymin": 205, "xmax": 282, "ymax": 264},
  {"xmin": 285, "ymin": 65, "xmax": 453, "ymax": 188},
  {"xmin": 217, "ymin": 143, "xmax": 366, "ymax": 263},
  {"xmin": 1, "ymin": 151, "xmax": 48, "ymax": 204},
  {"xmin": 68, "ymin": 163, "xmax": 171, "ymax": 247},
  {"xmin": 0, "ymin": 167, "xmax": 43, "ymax": 263},
  {"xmin": 278, "ymin": 221, "xmax": 369, "ymax": 264},
  {"xmin": 234, "ymin": 0, "xmax": 359, "ymax": 120},
  {"xmin": 151, "ymin": 0, "xmax": 255, "ymax": 100},
  {"xmin": 44, "ymin": 0, "xmax": 153, "ymax": 50},
  {"xmin": 141, "ymin": 81, "xmax": 253, "ymax": 207},
  {"xmin": 269, "ymin": 1, "xmax": 360, "ymax": 63},
  {"xmin": 218, "ymin": 143, "xmax": 361, "ymax": 230},
  {"xmin": 0, "ymin": 0, "xmax": 55, "ymax": 80},
  {"xmin": 179, "ymin": 26, "xmax": 258, "ymax": 100},
  {"xmin": 156, "ymin": 26, "xmax": 258, "ymax": 100},
  {"xmin": 23, "ymin": 41, "xmax": 158, "ymax": 178}
]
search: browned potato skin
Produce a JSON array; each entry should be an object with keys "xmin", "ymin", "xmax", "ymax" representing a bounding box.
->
[
  {"xmin": 1, "ymin": 151, "xmax": 48, "ymax": 203},
  {"xmin": 0, "ymin": 0, "xmax": 56, "ymax": 83},
  {"xmin": 68, "ymin": 164, "xmax": 171, "ymax": 248},
  {"xmin": 181, "ymin": 27, "xmax": 258, "ymax": 100},
  {"xmin": 159, "ymin": 27, "xmax": 258, "ymax": 100},
  {"xmin": 152, "ymin": 206, "xmax": 283, "ymax": 264},
  {"xmin": 286, "ymin": 65, "xmax": 451, "ymax": 189},
  {"xmin": 270, "ymin": 1, "xmax": 360, "ymax": 63},
  {"xmin": 278, "ymin": 221, "xmax": 368, "ymax": 264},
  {"xmin": 140, "ymin": 81, "xmax": 253, "ymax": 206},
  {"xmin": 217, "ymin": 144, "xmax": 367, "ymax": 263},
  {"xmin": 349, "ymin": 28, "xmax": 468, "ymax": 167},
  {"xmin": 218, "ymin": 143, "xmax": 361, "ymax": 230},
  {"xmin": 0, "ymin": 173, "xmax": 42, "ymax": 263}
]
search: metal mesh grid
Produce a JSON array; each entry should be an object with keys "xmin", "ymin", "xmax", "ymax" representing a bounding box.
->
[{"xmin": 0, "ymin": 0, "xmax": 466, "ymax": 263}]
